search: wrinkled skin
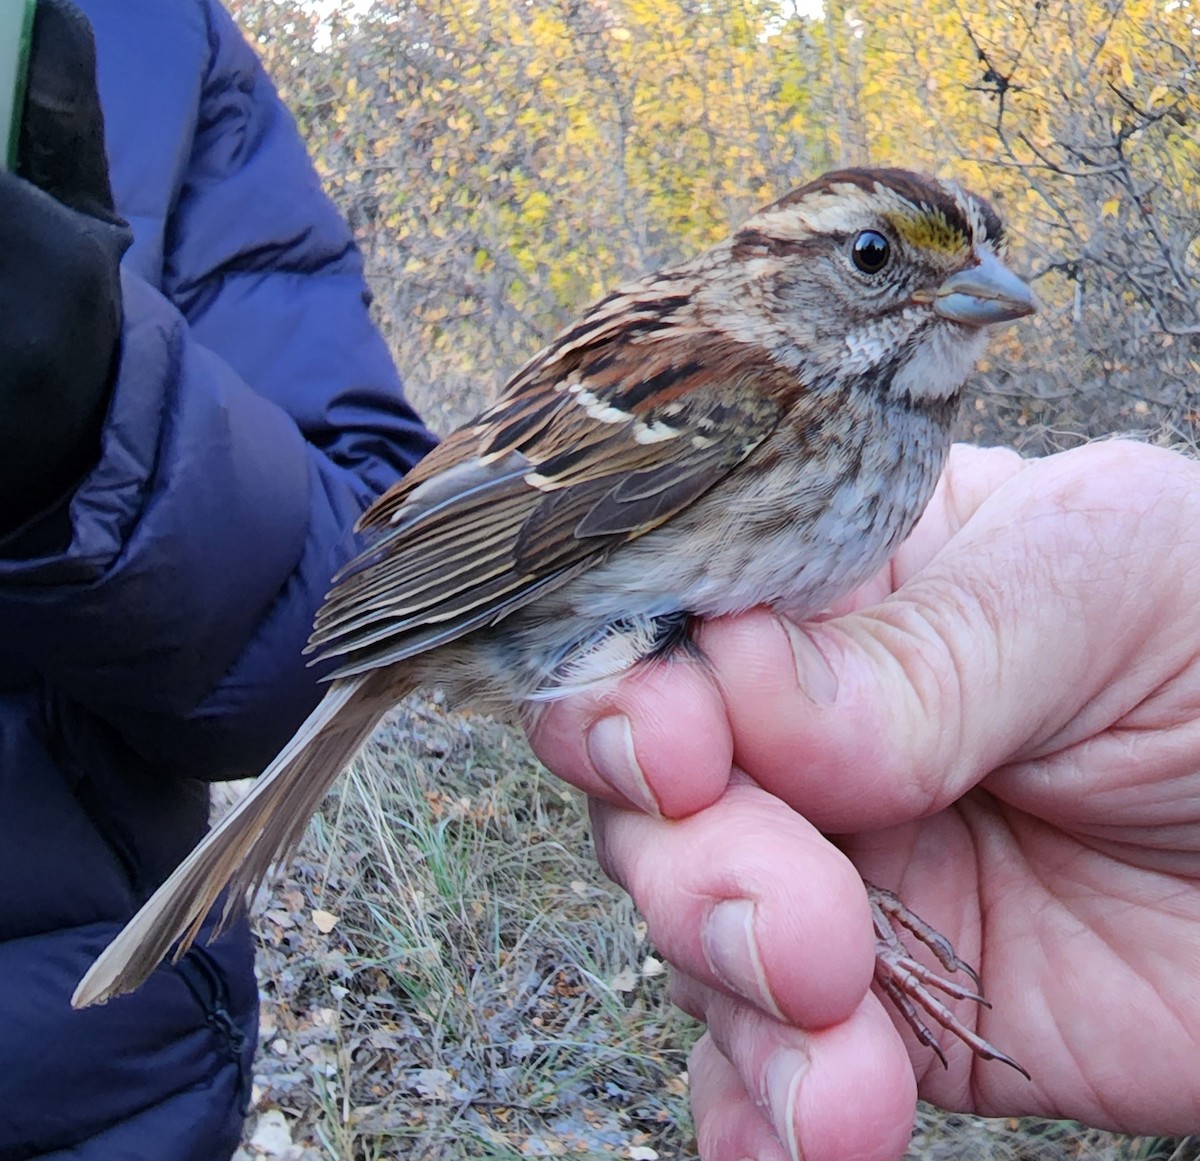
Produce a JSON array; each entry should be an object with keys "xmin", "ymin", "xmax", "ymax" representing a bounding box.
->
[{"xmin": 529, "ymin": 440, "xmax": 1200, "ymax": 1161}]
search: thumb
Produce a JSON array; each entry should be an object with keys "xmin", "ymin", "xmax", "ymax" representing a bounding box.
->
[
  {"xmin": 20, "ymin": 0, "xmax": 120, "ymax": 223},
  {"xmin": 700, "ymin": 440, "xmax": 1200, "ymax": 830}
]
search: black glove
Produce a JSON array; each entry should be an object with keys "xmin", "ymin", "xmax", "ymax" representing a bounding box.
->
[{"xmin": 0, "ymin": 0, "xmax": 132, "ymax": 539}]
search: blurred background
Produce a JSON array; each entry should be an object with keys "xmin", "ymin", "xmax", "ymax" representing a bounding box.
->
[
  {"xmin": 233, "ymin": 0, "xmax": 1200, "ymax": 447},
  {"xmin": 223, "ymin": 2, "xmax": 1200, "ymax": 1157}
]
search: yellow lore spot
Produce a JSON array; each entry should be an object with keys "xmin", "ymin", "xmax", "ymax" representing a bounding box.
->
[{"xmin": 886, "ymin": 209, "xmax": 969, "ymax": 257}]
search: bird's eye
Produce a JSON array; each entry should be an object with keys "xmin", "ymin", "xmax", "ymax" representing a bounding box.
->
[{"xmin": 852, "ymin": 230, "xmax": 891, "ymax": 274}]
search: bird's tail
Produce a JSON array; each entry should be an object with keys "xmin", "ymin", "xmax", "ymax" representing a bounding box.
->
[{"xmin": 72, "ymin": 671, "xmax": 398, "ymax": 1008}]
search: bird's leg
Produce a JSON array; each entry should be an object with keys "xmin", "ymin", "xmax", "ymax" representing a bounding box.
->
[{"xmin": 867, "ymin": 881, "xmax": 1030, "ymax": 1079}]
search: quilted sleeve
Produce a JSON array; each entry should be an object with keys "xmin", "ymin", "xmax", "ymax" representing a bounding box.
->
[{"xmin": 0, "ymin": 0, "xmax": 436, "ymax": 779}]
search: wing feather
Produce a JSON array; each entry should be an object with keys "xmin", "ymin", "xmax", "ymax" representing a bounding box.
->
[{"xmin": 309, "ymin": 315, "xmax": 798, "ymax": 676}]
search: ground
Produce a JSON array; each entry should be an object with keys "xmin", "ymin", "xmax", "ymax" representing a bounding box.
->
[{"xmin": 228, "ymin": 698, "xmax": 1196, "ymax": 1161}]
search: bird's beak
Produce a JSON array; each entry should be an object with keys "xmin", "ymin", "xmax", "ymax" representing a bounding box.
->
[{"xmin": 921, "ymin": 251, "xmax": 1038, "ymax": 327}]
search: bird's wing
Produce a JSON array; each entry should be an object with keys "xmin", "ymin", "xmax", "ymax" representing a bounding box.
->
[
  {"xmin": 308, "ymin": 327, "xmax": 791, "ymax": 677},
  {"xmin": 72, "ymin": 320, "xmax": 794, "ymax": 1008}
]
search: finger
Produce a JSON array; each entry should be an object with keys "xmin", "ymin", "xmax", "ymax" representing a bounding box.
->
[
  {"xmin": 689, "ymin": 1033, "xmax": 792, "ymax": 1161},
  {"xmin": 677, "ymin": 973, "xmax": 917, "ymax": 1161},
  {"xmin": 527, "ymin": 656, "xmax": 732, "ymax": 818},
  {"xmin": 590, "ymin": 780, "xmax": 874, "ymax": 1029},
  {"xmin": 699, "ymin": 440, "xmax": 1200, "ymax": 831},
  {"xmin": 523, "ymin": 446, "xmax": 1028, "ymax": 818},
  {"xmin": 22, "ymin": 0, "xmax": 117, "ymax": 219}
]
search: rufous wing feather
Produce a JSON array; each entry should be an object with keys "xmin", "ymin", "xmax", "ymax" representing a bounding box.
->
[{"xmin": 310, "ymin": 363, "xmax": 788, "ymax": 680}]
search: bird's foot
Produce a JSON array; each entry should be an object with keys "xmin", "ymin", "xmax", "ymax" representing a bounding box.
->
[{"xmin": 868, "ymin": 881, "xmax": 1030, "ymax": 1079}]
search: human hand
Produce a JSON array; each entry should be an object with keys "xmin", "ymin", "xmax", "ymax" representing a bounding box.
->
[
  {"xmin": 529, "ymin": 439, "xmax": 1200, "ymax": 1159},
  {"xmin": 0, "ymin": 0, "xmax": 130, "ymax": 535}
]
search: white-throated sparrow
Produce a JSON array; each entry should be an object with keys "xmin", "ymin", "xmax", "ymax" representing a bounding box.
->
[{"xmin": 75, "ymin": 168, "xmax": 1036, "ymax": 1074}]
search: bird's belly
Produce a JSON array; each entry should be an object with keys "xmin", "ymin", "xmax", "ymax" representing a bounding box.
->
[
  {"xmin": 565, "ymin": 492, "xmax": 885, "ymax": 626},
  {"xmin": 565, "ymin": 427, "xmax": 947, "ymax": 625},
  {"xmin": 466, "ymin": 409, "xmax": 951, "ymax": 704}
]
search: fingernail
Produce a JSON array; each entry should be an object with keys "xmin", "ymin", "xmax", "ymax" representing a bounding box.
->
[
  {"xmin": 702, "ymin": 899, "xmax": 785, "ymax": 1021},
  {"xmin": 781, "ymin": 620, "xmax": 839, "ymax": 706},
  {"xmin": 587, "ymin": 714, "xmax": 661, "ymax": 817},
  {"xmin": 763, "ymin": 1047, "xmax": 809, "ymax": 1161}
]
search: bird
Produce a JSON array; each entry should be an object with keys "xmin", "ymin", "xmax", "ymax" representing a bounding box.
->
[{"xmin": 73, "ymin": 167, "xmax": 1036, "ymax": 1074}]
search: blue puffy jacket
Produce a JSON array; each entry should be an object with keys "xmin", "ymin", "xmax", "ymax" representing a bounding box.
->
[{"xmin": 0, "ymin": 2, "xmax": 434, "ymax": 1156}]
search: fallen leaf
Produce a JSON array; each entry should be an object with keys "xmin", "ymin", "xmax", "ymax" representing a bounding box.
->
[
  {"xmin": 412, "ymin": 1067, "xmax": 454, "ymax": 1101},
  {"xmin": 312, "ymin": 1007, "xmax": 339, "ymax": 1028},
  {"xmin": 519, "ymin": 1133, "xmax": 565, "ymax": 1156},
  {"xmin": 610, "ymin": 968, "xmax": 638, "ymax": 993},
  {"xmin": 248, "ymin": 1109, "xmax": 293, "ymax": 1155},
  {"xmin": 311, "ymin": 909, "xmax": 339, "ymax": 933}
]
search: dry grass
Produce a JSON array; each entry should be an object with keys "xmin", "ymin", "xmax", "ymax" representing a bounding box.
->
[
  {"xmin": 236, "ymin": 699, "xmax": 693, "ymax": 1160},
  {"xmin": 228, "ymin": 697, "xmax": 1199, "ymax": 1161}
]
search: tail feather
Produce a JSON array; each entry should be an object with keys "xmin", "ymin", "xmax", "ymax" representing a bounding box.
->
[{"xmin": 72, "ymin": 673, "xmax": 396, "ymax": 1008}]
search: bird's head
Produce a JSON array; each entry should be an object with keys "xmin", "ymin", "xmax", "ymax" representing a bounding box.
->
[{"xmin": 707, "ymin": 167, "xmax": 1036, "ymax": 405}]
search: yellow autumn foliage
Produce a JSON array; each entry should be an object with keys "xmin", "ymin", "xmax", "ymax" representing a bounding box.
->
[{"xmin": 233, "ymin": 0, "xmax": 1200, "ymax": 445}]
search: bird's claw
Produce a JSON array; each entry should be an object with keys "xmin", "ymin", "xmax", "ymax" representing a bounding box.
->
[{"xmin": 868, "ymin": 881, "xmax": 1030, "ymax": 1080}]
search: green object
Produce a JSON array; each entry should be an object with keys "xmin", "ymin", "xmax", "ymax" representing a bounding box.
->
[{"xmin": 0, "ymin": 0, "xmax": 36, "ymax": 170}]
